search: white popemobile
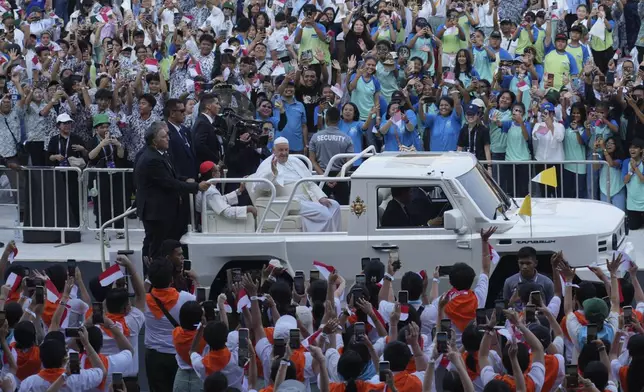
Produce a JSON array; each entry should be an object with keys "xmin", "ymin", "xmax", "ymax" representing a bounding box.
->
[{"xmin": 181, "ymin": 149, "xmax": 634, "ymax": 301}]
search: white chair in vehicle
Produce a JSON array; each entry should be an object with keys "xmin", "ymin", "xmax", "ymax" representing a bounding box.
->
[
  {"xmin": 247, "ymin": 181, "xmax": 304, "ymax": 232},
  {"xmin": 199, "ymin": 195, "xmax": 256, "ymax": 234}
]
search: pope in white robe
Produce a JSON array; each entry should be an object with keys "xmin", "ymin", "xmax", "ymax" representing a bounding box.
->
[{"xmin": 252, "ymin": 137, "xmax": 342, "ymax": 232}]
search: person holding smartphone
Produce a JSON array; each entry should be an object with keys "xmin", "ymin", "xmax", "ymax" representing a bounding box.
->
[{"xmin": 171, "ymin": 301, "xmax": 207, "ymax": 391}]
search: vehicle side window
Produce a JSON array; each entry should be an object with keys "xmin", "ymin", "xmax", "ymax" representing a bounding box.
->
[{"xmin": 377, "ymin": 186, "xmax": 452, "ymax": 229}]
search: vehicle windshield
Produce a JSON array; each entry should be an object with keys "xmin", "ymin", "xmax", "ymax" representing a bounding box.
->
[{"xmin": 456, "ymin": 163, "xmax": 511, "ymax": 219}]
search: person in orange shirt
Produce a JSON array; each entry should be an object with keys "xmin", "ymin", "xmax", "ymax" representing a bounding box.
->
[
  {"xmin": 329, "ymin": 350, "xmax": 385, "ymax": 392},
  {"xmin": 1, "ymin": 320, "xmax": 40, "ymax": 383}
]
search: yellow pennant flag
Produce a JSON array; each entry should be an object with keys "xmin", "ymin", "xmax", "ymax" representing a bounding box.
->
[
  {"xmin": 532, "ymin": 166, "xmax": 558, "ymax": 188},
  {"xmin": 518, "ymin": 195, "xmax": 532, "ymax": 222}
]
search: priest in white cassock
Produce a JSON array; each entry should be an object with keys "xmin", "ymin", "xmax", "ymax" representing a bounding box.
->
[{"xmin": 253, "ymin": 137, "xmax": 342, "ymax": 232}]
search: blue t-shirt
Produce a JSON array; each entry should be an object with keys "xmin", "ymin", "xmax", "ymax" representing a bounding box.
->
[
  {"xmin": 423, "ymin": 110, "xmax": 462, "ymax": 152},
  {"xmin": 339, "ymin": 119, "xmax": 366, "ymax": 165}
]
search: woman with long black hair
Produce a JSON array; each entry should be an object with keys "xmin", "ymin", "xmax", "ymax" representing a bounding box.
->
[{"xmin": 342, "ymin": 15, "xmax": 376, "ymax": 63}]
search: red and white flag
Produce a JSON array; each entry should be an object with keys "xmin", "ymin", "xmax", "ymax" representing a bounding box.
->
[
  {"xmin": 489, "ymin": 244, "xmax": 500, "ymax": 265},
  {"xmin": 236, "ymin": 289, "xmax": 251, "ymax": 313},
  {"xmin": 313, "ymin": 261, "xmax": 336, "ymax": 280},
  {"xmin": 31, "ymin": 56, "xmax": 41, "ymax": 71},
  {"xmin": 181, "ymin": 15, "xmax": 194, "ymax": 25},
  {"xmin": 400, "ymin": 304, "xmax": 409, "ymax": 322},
  {"xmin": 301, "ymin": 329, "xmax": 322, "ymax": 350},
  {"xmin": 99, "ymin": 264, "xmax": 124, "ymax": 287},
  {"xmin": 368, "ymin": 309, "xmax": 387, "ymax": 329},
  {"xmin": 223, "ymin": 301, "xmax": 233, "ymax": 313},
  {"xmin": 144, "ymin": 58, "xmax": 159, "ymax": 73},
  {"xmin": 188, "ymin": 57, "xmax": 202, "ymax": 78},
  {"xmin": 7, "ymin": 247, "xmax": 17, "ymax": 264},
  {"xmin": 6, "ymin": 272, "xmax": 21, "ymax": 292},
  {"xmin": 418, "ymin": 270, "xmax": 427, "ymax": 280},
  {"xmin": 46, "ymin": 280, "xmax": 61, "ymax": 303}
]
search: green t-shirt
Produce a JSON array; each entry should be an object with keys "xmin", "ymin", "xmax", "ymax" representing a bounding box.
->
[
  {"xmin": 599, "ymin": 161, "xmax": 624, "ymax": 197},
  {"xmin": 626, "ymin": 160, "xmax": 644, "ymax": 211},
  {"xmin": 489, "ymin": 108, "xmax": 511, "ymax": 153},
  {"xmin": 505, "ymin": 123, "xmax": 532, "ymax": 161},
  {"xmin": 563, "ymin": 126, "xmax": 587, "ymax": 174}
]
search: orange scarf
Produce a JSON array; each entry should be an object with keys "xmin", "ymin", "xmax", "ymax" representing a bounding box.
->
[
  {"xmin": 259, "ymin": 386, "xmax": 274, "ymax": 392},
  {"xmin": 329, "ymin": 380, "xmax": 385, "ymax": 392},
  {"xmin": 444, "ymin": 289, "xmax": 478, "ymax": 332},
  {"xmin": 3, "ymin": 344, "xmax": 41, "ymax": 381},
  {"xmin": 383, "ymin": 337, "xmax": 424, "ymax": 373},
  {"xmin": 38, "ymin": 368, "xmax": 66, "ymax": 383},
  {"xmin": 7, "ymin": 290, "xmax": 20, "ymax": 303},
  {"xmin": 542, "ymin": 354, "xmax": 560, "ymax": 392},
  {"xmin": 146, "ymin": 288, "xmax": 180, "ymax": 319},
  {"xmin": 347, "ymin": 313, "xmax": 371, "ymax": 332},
  {"xmin": 461, "ymin": 351, "xmax": 480, "ymax": 381},
  {"xmin": 265, "ymin": 327, "xmax": 275, "ymax": 344},
  {"xmin": 619, "ymin": 365, "xmax": 629, "ymax": 392},
  {"xmin": 392, "ymin": 371, "xmax": 422, "ymax": 392},
  {"xmin": 101, "ymin": 312, "xmax": 131, "ymax": 337},
  {"xmin": 83, "ymin": 353, "xmax": 109, "ymax": 390},
  {"xmin": 561, "ymin": 311, "xmax": 587, "ymax": 340},
  {"xmin": 290, "ymin": 348, "xmax": 307, "ymax": 382},
  {"xmin": 202, "ymin": 348, "xmax": 232, "ymax": 375},
  {"xmin": 494, "ymin": 374, "xmax": 536, "ymax": 392},
  {"xmin": 42, "ymin": 299, "xmax": 62, "ymax": 327},
  {"xmin": 172, "ymin": 327, "xmax": 206, "ymax": 366}
]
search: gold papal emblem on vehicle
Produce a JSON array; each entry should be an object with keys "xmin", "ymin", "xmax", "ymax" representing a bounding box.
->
[{"xmin": 350, "ymin": 196, "xmax": 366, "ymax": 218}]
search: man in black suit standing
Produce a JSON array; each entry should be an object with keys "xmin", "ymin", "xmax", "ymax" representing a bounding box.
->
[
  {"xmin": 135, "ymin": 122, "xmax": 210, "ymax": 258},
  {"xmin": 381, "ymin": 187, "xmax": 413, "ymax": 228},
  {"xmin": 166, "ymin": 99, "xmax": 197, "ymax": 180},
  {"xmin": 193, "ymin": 94, "xmax": 224, "ymax": 165}
]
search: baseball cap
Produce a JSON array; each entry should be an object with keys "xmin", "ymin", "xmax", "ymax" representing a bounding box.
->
[
  {"xmin": 471, "ymin": 98, "xmax": 485, "ymax": 108},
  {"xmin": 92, "ymin": 114, "xmax": 109, "ymax": 127},
  {"xmin": 56, "ymin": 113, "xmax": 74, "ymax": 123},
  {"xmin": 223, "ymin": 1, "xmax": 235, "ymax": 9},
  {"xmin": 528, "ymin": 323, "xmax": 552, "ymax": 349},
  {"xmin": 490, "ymin": 30, "xmax": 502, "ymax": 39},
  {"xmin": 277, "ymin": 380, "xmax": 307, "ymax": 392},
  {"xmin": 199, "ymin": 161, "xmax": 216, "ymax": 175},
  {"xmin": 415, "ymin": 17, "xmax": 428, "ymax": 27},
  {"xmin": 540, "ymin": 102, "xmax": 555, "ymax": 112},
  {"xmin": 465, "ymin": 103, "xmax": 480, "ymax": 115},
  {"xmin": 555, "ymin": 33, "xmax": 568, "ymax": 41},
  {"xmin": 583, "ymin": 297, "xmax": 609, "ymax": 323}
]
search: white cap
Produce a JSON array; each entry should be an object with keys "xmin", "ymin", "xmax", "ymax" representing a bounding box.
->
[
  {"xmin": 330, "ymin": 84, "xmax": 343, "ymax": 99},
  {"xmin": 471, "ymin": 98, "xmax": 485, "ymax": 108},
  {"xmin": 274, "ymin": 136, "xmax": 289, "ymax": 146},
  {"xmin": 274, "ymin": 315, "xmax": 298, "ymax": 340},
  {"xmin": 56, "ymin": 113, "xmax": 74, "ymax": 123}
]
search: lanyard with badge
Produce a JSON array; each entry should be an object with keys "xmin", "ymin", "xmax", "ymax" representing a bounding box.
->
[
  {"xmin": 59, "ymin": 136, "xmax": 71, "ymax": 166},
  {"xmin": 468, "ymin": 126, "xmax": 477, "ymax": 156},
  {"xmin": 102, "ymin": 142, "xmax": 116, "ymax": 169}
]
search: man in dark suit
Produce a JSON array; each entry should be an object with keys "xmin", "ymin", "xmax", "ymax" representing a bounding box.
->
[
  {"xmin": 135, "ymin": 122, "xmax": 210, "ymax": 258},
  {"xmin": 193, "ymin": 93, "xmax": 224, "ymax": 165},
  {"xmin": 381, "ymin": 187, "xmax": 413, "ymax": 228},
  {"xmin": 165, "ymin": 99, "xmax": 197, "ymax": 180}
]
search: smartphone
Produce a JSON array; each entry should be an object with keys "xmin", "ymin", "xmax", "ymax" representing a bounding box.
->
[
  {"xmin": 112, "ymin": 373, "xmax": 124, "ymax": 392},
  {"xmin": 606, "ymin": 72, "xmax": 615, "ymax": 85},
  {"xmin": 624, "ymin": 306, "xmax": 633, "ymax": 325},
  {"xmin": 232, "ymin": 268, "xmax": 242, "ymax": 283},
  {"xmin": 273, "ymin": 338, "xmax": 286, "ymax": 357},
  {"xmin": 389, "ymin": 250, "xmax": 400, "ymax": 271},
  {"xmin": 530, "ymin": 291, "xmax": 542, "ymax": 307},
  {"xmin": 196, "ymin": 287, "xmax": 207, "ymax": 303},
  {"xmin": 525, "ymin": 304, "xmax": 536, "ymax": 323},
  {"xmin": 356, "ymin": 274, "xmax": 366, "ymax": 286},
  {"xmin": 69, "ymin": 352, "xmax": 80, "ymax": 374},
  {"xmin": 361, "ymin": 257, "xmax": 370, "ymax": 271},
  {"xmin": 289, "ymin": 329, "xmax": 300, "ymax": 349},
  {"xmin": 238, "ymin": 328, "xmax": 249, "ymax": 366},
  {"xmin": 310, "ymin": 270, "xmax": 320, "ymax": 281},
  {"xmin": 354, "ymin": 322, "xmax": 366, "ymax": 342},
  {"xmin": 476, "ymin": 308, "xmax": 487, "ymax": 326},
  {"xmin": 547, "ymin": 73, "xmax": 554, "ymax": 83},
  {"xmin": 495, "ymin": 300, "xmax": 506, "ymax": 326},
  {"xmin": 67, "ymin": 259, "xmax": 76, "ymax": 277},
  {"xmin": 437, "ymin": 332, "xmax": 448, "ymax": 353},
  {"xmin": 587, "ymin": 323, "xmax": 598, "ymax": 343},
  {"xmin": 35, "ymin": 286, "xmax": 44, "ymax": 305},
  {"xmin": 65, "ymin": 327, "xmax": 80, "ymax": 338},
  {"xmin": 70, "ymin": 74, "xmax": 83, "ymax": 82},
  {"xmin": 294, "ymin": 275, "xmax": 305, "ymax": 295},
  {"xmin": 203, "ymin": 300, "xmax": 216, "ymax": 321},
  {"xmin": 92, "ymin": 302, "xmax": 104, "ymax": 324},
  {"xmin": 566, "ymin": 364, "xmax": 579, "ymax": 388},
  {"xmin": 295, "ymin": 270, "xmax": 305, "ymax": 277},
  {"xmin": 398, "ymin": 290, "xmax": 409, "ymax": 305},
  {"xmin": 379, "ymin": 361, "xmax": 390, "ymax": 382}
]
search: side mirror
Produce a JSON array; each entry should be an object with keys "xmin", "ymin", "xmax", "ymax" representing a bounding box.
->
[{"xmin": 443, "ymin": 209, "xmax": 464, "ymax": 231}]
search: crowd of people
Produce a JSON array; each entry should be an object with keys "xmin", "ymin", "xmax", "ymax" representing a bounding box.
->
[{"xmin": 0, "ymin": 228, "xmax": 642, "ymax": 392}]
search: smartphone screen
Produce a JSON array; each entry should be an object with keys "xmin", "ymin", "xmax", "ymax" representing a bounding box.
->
[
  {"xmin": 196, "ymin": 287, "xmax": 206, "ymax": 303},
  {"xmin": 112, "ymin": 373, "xmax": 124, "ymax": 392},
  {"xmin": 203, "ymin": 301, "xmax": 216, "ymax": 321},
  {"xmin": 354, "ymin": 322, "xmax": 366, "ymax": 342},
  {"xmin": 232, "ymin": 268, "xmax": 242, "ymax": 283},
  {"xmin": 294, "ymin": 275, "xmax": 305, "ymax": 295},
  {"xmin": 624, "ymin": 306, "xmax": 633, "ymax": 324},
  {"xmin": 587, "ymin": 323, "xmax": 598, "ymax": 342},
  {"xmin": 361, "ymin": 257, "xmax": 370, "ymax": 271},
  {"xmin": 70, "ymin": 352, "xmax": 80, "ymax": 374},
  {"xmin": 92, "ymin": 302, "xmax": 104, "ymax": 324},
  {"xmin": 495, "ymin": 300, "xmax": 506, "ymax": 326},
  {"xmin": 566, "ymin": 364, "xmax": 578, "ymax": 388},
  {"xmin": 295, "ymin": 270, "xmax": 305, "ymax": 277},
  {"xmin": 310, "ymin": 270, "xmax": 320, "ymax": 281},
  {"xmin": 437, "ymin": 332, "xmax": 448, "ymax": 353},
  {"xmin": 379, "ymin": 361, "xmax": 390, "ymax": 382},
  {"xmin": 356, "ymin": 274, "xmax": 366, "ymax": 286},
  {"xmin": 65, "ymin": 328, "xmax": 80, "ymax": 338},
  {"xmin": 398, "ymin": 290, "xmax": 408, "ymax": 305},
  {"xmin": 440, "ymin": 318, "xmax": 451, "ymax": 333},
  {"xmin": 289, "ymin": 329, "xmax": 300, "ymax": 349},
  {"xmin": 476, "ymin": 308, "xmax": 487, "ymax": 326},
  {"xmin": 525, "ymin": 304, "xmax": 536, "ymax": 323},
  {"xmin": 183, "ymin": 260, "xmax": 192, "ymax": 271},
  {"xmin": 35, "ymin": 286, "xmax": 44, "ymax": 305},
  {"xmin": 238, "ymin": 328, "xmax": 249, "ymax": 366},
  {"xmin": 273, "ymin": 338, "xmax": 286, "ymax": 357},
  {"xmin": 530, "ymin": 291, "xmax": 541, "ymax": 307},
  {"xmin": 67, "ymin": 259, "xmax": 76, "ymax": 277}
]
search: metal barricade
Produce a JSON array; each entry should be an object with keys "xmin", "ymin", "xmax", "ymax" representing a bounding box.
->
[
  {"xmin": 480, "ymin": 160, "xmax": 613, "ymax": 201},
  {"xmin": 0, "ymin": 166, "xmax": 84, "ymax": 233}
]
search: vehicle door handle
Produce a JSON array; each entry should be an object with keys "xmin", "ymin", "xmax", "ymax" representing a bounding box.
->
[{"xmin": 372, "ymin": 243, "xmax": 399, "ymax": 251}]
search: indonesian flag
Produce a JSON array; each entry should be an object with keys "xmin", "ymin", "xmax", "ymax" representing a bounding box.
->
[
  {"xmin": 46, "ymin": 280, "xmax": 61, "ymax": 303},
  {"xmin": 181, "ymin": 15, "xmax": 194, "ymax": 25},
  {"xmin": 400, "ymin": 304, "xmax": 409, "ymax": 322},
  {"xmin": 99, "ymin": 264, "xmax": 124, "ymax": 287},
  {"xmin": 223, "ymin": 301, "xmax": 232, "ymax": 313},
  {"xmin": 418, "ymin": 270, "xmax": 427, "ymax": 280},
  {"xmin": 236, "ymin": 289, "xmax": 251, "ymax": 313},
  {"xmin": 31, "ymin": 56, "xmax": 41, "ymax": 71},
  {"xmin": 489, "ymin": 244, "xmax": 500, "ymax": 265},
  {"xmin": 376, "ymin": 279, "xmax": 384, "ymax": 288},
  {"xmin": 313, "ymin": 261, "xmax": 335, "ymax": 280},
  {"xmin": 367, "ymin": 309, "xmax": 387, "ymax": 329},
  {"xmin": 6, "ymin": 273, "xmax": 22, "ymax": 292},
  {"xmin": 144, "ymin": 58, "xmax": 159, "ymax": 73},
  {"xmin": 7, "ymin": 246, "xmax": 17, "ymax": 263},
  {"xmin": 188, "ymin": 57, "xmax": 202, "ymax": 78},
  {"xmin": 301, "ymin": 329, "xmax": 322, "ymax": 350},
  {"xmin": 91, "ymin": 12, "xmax": 109, "ymax": 23},
  {"xmin": 0, "ymin": 53, "xmax": 9, "ymax": 67}
]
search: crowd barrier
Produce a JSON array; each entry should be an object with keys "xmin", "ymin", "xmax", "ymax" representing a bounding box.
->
[{"xmin": 0, "ymin": 158, "xmax": 615, "ymax": 238}]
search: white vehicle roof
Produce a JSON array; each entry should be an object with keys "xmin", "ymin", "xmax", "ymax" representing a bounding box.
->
[{"xmin": 351, "ymin": 152, "xmax": 477, "ymax": 180}]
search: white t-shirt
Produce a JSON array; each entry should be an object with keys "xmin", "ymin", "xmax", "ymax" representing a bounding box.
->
[
  {"xmin": 477, "ymin": 2, "xmax": 494, "ymax": 28},
  {"xmin": 532, "ymin": 121, "xmax": 565, "ymax": 162},
  {"xmin": 100, "ymin": 308, "xmax": 145, "ymax": 377},
  {"xmin": 191, "ymin": 334, "xmax": 245, "ymax": 390},
  {"xmin": 19, "ymin": 369, "xmax": 104, "ymax": 392},
  {"xmin": 480, "ymin": 362, "xmax": 546, "ymax": 392},
  {"xmin": 81, "ymin": 351, "xmax": 134, "ymax": 392},
  {"xmin": 144, "ymin": 291, "xmax": 196, "ymax": 354}
]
